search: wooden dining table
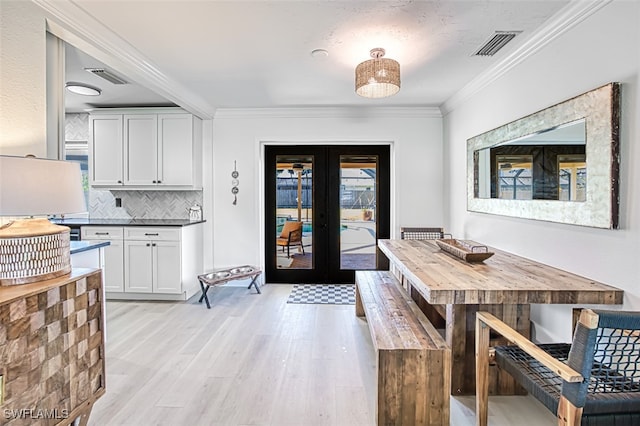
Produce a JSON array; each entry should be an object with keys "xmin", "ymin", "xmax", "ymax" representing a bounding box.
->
[{"xmin": 378, "ymin": 239, "xmax": 624, "ymax": 396}]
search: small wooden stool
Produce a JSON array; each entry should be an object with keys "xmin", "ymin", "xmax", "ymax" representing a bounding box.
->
[{"xmin": 197, "ymin": 265, "xmax": 262, "ymax": 309}]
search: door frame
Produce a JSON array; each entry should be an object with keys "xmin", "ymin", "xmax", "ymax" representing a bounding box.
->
[{"xmin": 258, "ymin": 140, "xmax": 396, "ymax": 283}]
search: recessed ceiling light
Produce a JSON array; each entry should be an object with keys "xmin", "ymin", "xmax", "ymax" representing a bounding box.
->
[
  {"xmin": 310, "ymin": 49, "xmax": 329, "ymax": 58},
  {"xmin": 65, "ymin": 82, "xmax": 101, "ymax": 96}
]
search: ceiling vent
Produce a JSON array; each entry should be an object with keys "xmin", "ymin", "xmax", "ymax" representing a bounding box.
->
[
  {"xmin": 473, "ymin": 31, "xmax": 521, "ymax": 56},
  {"xmin": 84, "ymin": 68, "xmax": 128, "ymax": 85}
]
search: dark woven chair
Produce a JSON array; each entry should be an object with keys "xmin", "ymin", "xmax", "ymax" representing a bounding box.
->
[
  {"xmin": 400, "ymin": 227, "xmax": 444, "ymax": 240},
  {"xmin": 476, "ymin": 309, "xmax": 640, "ymax": 426}
]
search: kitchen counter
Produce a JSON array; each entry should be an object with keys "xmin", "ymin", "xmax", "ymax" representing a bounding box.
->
[
  {"xmin": 70, "ymin": 240, "xmax": 110, "ymax": 254},
  {"xmin": 53, "ymin": 218, "xmax": 206, "ymax": 227}
]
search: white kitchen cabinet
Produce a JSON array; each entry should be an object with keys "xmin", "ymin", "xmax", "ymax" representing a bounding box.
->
[
  {"xmin": 124, "ymin": 114, "xmax": 157, "ymax": 185},
  {"xmin": 82, "ymin": 224, "xmax": 202, "ymax": 300},
  {"xmin": 89, "ymin": 108, "xmax": 202, "ymax": 189},
  {"xmin": 81, "ymin": 227, "xmax": 125, "ymax": 292},
  {"xmin": 124, "ymin": 234, "xmax": 181, "ymax": 294},
  {"xmin": 158, "ymin": 114, "xmax": 195, "ymax": 186},
  {"xmin": 90, "ymin": 115, "xmax": 123, "ymax": 186},
  {"xmin": 124, "ymin": 240, "xmax": 154, "ymax": 293},
  {"xmin": 153, "ymin": 241, "xmax": 182, "ymax": 293}
]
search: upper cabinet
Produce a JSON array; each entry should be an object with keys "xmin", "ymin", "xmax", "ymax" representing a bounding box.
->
[
  {"xmin": 90, "ymin": 114, "xmax": 123, "ymax": 185},
  {"xmin": 124, "ymin": 114, "xmax": 157, "ymax": 185},
  {"xmin": 89, "ymin": 108, "xmax": 202, "ymax": 189}
]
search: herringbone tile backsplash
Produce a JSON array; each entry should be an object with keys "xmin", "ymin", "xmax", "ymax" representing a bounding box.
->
[{"xmin": 90, "ymin": 189, "xmax": 203, "ymax": 219}]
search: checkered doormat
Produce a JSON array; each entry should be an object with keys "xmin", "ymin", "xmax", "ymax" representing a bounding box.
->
[{"xmin": 286, "ymin": 284, "xmax": 355, "ymax": 305}]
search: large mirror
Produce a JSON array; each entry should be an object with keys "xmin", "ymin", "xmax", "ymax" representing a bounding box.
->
[{"xmin": 467, "ymin": 83, "xmax": 620, "ymax": 229}]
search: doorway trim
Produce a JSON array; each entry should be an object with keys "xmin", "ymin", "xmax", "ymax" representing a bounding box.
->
[{"xmin": 257, "ymin": 139, "xmax": 396, "ymax": 281}]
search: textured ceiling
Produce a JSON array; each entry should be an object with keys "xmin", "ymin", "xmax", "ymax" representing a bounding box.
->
[{"xmin": 62, "ymin": 0, "xmax": 570, "ymax": 114}]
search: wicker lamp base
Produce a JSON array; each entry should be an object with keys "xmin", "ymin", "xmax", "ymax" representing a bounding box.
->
[{"xmin": 0, "ymin": 218, "xmax": 71, "ymax": 286}]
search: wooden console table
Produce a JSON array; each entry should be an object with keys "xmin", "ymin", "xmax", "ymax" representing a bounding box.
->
[
  {"xmin": 378, "ymin": 239, "xmax": 623, "ymax": 396},
  {"xmin": 0, "ymin": 268, "xmax": 105, "ymax": 425}
]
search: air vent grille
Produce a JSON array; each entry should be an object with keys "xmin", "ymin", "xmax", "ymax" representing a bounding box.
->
[
  {"xmin": 473, "ymin": 31, "xmax": 521, "ymax": 56},
  {"xmin": 84, "ymin": 68, "xmax": 128, "ymax": 85}
]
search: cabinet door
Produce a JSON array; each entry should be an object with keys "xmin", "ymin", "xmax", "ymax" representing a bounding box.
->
[
  {"xmin": 124, "ymin": 240, "xmax": 153, "ymax": 293},
  {"xmin": 153, "ymin": 241, "xmax": 182, "ymax": 294},
  {"xmin": 124, "ymin": 114, "xmax": 158, "ymax": 185},
  {"xmin": 158, "ymin": 114, "xmax": 193, "ymax": 186},
  {"xmin": 90, "ymin": 115, "xmax": 123, "ymax": 185},
  {"xmin": 103, "ymin": 239, "xmax": 125, "ymax": 292}
]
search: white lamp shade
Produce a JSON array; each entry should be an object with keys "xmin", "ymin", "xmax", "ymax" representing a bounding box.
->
[{"xmin": 0, "ymin": 155, "xmax": 86, "ymax": 216}]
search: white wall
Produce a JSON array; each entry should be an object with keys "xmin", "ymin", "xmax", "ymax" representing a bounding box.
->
[
  {"xmin": 0, "ymin": 1, "xmax": 49, "ymax": 156},
  {"xmin": 443, "ymin": 0, "xmax": 640, "ymax": 342},
  {"xmin": 211, "ymin": 108, "xmax": 443, "ymax": 268}
]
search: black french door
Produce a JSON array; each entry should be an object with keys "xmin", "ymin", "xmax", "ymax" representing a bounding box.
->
[{"xmin": 265, "ymin": 145, "xmax": 390, "ymax": 284}]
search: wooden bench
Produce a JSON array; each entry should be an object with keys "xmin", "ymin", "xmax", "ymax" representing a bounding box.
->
[{"xmin": 355, "ymin": 270, "xmax": 451, "ymax": 426}]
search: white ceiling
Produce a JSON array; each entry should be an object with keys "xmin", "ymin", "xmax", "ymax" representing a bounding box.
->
[{"xmin": 62, "ymin": 0, "xmax": 571, "ymax": 115}]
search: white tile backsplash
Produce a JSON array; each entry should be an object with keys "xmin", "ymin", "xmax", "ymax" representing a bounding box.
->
[
  {"xmin": 65, "ymin": 113, "xmax": 89, "ymax": 141},
  {"xmin": 89, "ymin": 189, "xmax": 203, "ymax": 219}
]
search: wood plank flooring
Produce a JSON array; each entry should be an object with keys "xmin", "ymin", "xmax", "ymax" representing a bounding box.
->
[{"xmin": 89, "ymin": 283, "xmax": 556, "ymax": 425}]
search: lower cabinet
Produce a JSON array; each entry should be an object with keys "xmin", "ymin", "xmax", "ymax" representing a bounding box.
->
[
  {"xmin": 124, "ymin": 238, "xmax": 181, "ymax": 294},
  {"xmin": 81, "ymin": 226, "xmax": 125, "ymax": 292},
  {"xmin": 82, "ymin": 224, "xmax": 202, "ymax": 300}
]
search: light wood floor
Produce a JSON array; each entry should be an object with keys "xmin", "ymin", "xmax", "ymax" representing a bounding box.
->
[{"xmin": 90, "ymin": 283, "xmax": 556, "ymax": 425}]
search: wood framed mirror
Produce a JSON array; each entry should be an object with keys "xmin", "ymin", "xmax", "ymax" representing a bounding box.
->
[{"xmin": 467, "ymin": 82, "xmax": 620, "ymax": 229}]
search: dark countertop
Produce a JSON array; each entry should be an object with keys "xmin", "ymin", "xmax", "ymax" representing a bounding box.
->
[
  {"xmin": 53, "ymin": 218, "xmax": 206, "ymax": 227},
  {"xmin": 70, "ymin": 240, "xmax": 110, "ymax": 254}
]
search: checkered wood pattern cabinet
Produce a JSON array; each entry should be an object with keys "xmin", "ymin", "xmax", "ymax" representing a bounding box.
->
[{"xmin": 0, "ymin": 269, "xmax": 106, "ymax": 425}]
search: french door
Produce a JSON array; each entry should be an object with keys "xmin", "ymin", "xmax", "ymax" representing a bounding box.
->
[{"xmin": 265, "ymin": 145, "xmax": 390, "ymax": 283}]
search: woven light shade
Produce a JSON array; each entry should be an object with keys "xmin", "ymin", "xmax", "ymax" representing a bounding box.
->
[{"xmin": 355, "ymin": 48, "xmax": 400, "ymax": 98}]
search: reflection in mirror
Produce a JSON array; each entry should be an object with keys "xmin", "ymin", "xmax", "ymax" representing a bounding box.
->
[
  {"xmin": 475, "ymin": 119, "xmax": 586, "ymax": 201},
  {"xmin": 467, "ymin": 83, "xmax": 620, "ymax": 229}
]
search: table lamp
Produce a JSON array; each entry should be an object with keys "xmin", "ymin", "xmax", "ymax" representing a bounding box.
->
[{"xmin": 0, "ymin": 155, "xmax": 86, "ymax": 285}]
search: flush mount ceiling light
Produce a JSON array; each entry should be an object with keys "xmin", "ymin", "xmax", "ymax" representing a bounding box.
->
[
  {"xmin": 65, "ymin": 82, "xmax": 101, "ymax": 96},
  {"xmin": 310, "ymin": 48, "xmax": 329, "ymax": 58},
  {"xmin": 355, "ymin": 48, "xmax": 400, "ymax": 99}
]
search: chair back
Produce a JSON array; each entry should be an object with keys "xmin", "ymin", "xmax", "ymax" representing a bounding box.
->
[
  {"xmin": 280, "ymin": 221, "xmax": 303, "ymax": 240},
  {"xmin": 400, "ymin": 227, "xmax": 444, "ymax": 240},
  {"xmin": 563, "ymin": 309, "xmax": 640, "ymax": 408}
]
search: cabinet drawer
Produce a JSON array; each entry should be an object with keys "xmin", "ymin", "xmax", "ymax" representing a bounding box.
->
[
  {"xmin": 82, "ymin": 226, "xmax": 124, "ymax": 240},
  {"xmin": 124, "ymin": 227, "xmax": 181, "ymax": 241}
]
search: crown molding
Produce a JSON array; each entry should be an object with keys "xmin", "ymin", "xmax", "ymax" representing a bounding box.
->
[
  {"xmin": 34, "ymin": 0, "xmax": 215, "ymax": 119},
  {"xmin": 440, "ymin": 0, "xmax": 612, "ymax": 115},
  {"xmin": 214, "ymin": 106, "xmax": 442, "ymax": 120}
]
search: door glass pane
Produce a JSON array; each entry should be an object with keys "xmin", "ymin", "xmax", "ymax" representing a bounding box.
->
[
  {"xmin": 558, "ymin": 155, "xmax": 586, "ymax": 201},
  {"xmin": 340, "ymin": 155, "xmax": 376, "ymax": 270},
  {"xmin": 496, "ymin": 155, "xmax": 533, "ymax": 200},
  {"xmin": 275, "ymin": 156, "xmax": 312, "ymax": 270}
]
